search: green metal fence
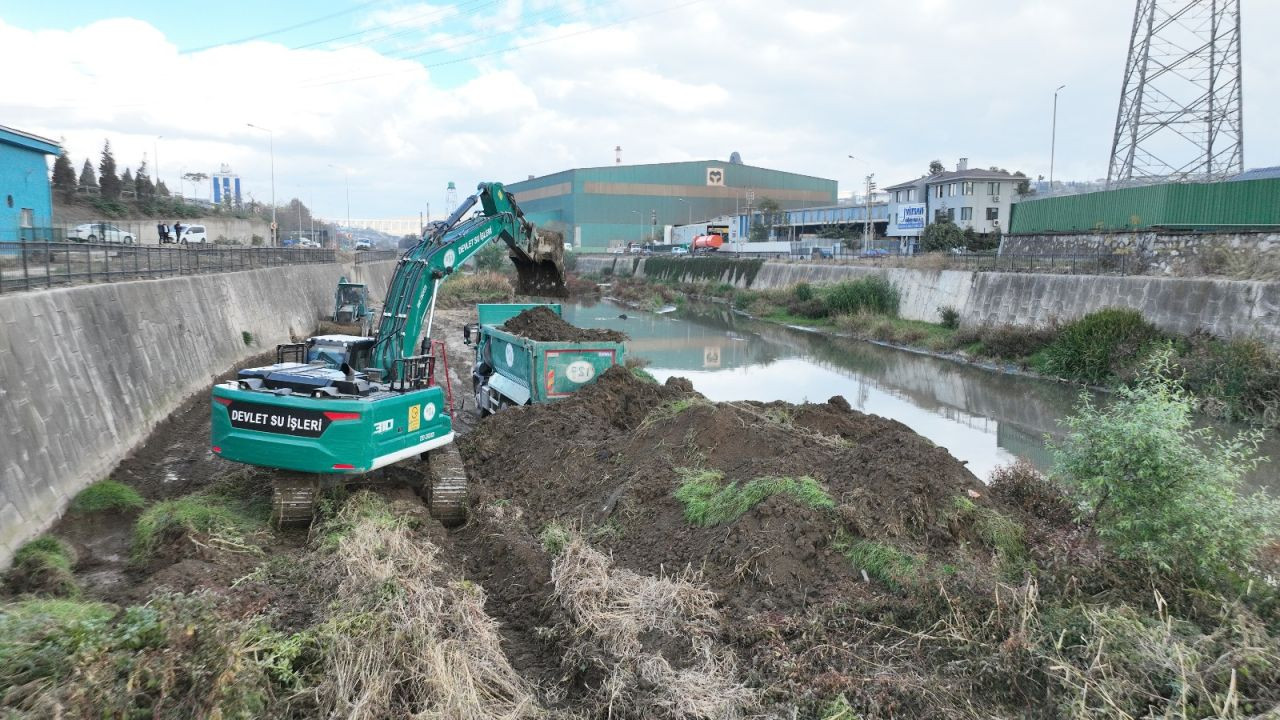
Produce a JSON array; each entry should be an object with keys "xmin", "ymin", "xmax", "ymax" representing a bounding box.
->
[{"xmin": 1009, "ymin": 178, "xmax": 1280, "ymax": 234}]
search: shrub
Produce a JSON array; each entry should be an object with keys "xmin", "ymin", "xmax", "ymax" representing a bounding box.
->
[
  {"xmin": 792, "ymin": 282, "xmax": 814, "ymax": 302},
  {"xmin": 938, "ymin": 305, "xmax": 960, "ymax": 329},
  {"xmin": 976, "ymin": 324, "xmax": 1058, "ymax": 361},
  {"xmin": 674, "ymin": 469, "xmax": 834, "ymax": 527},
  {"xmin": 1052, "ymin": 351, "xmax": 1279, "ymax": 588},
  {"xmin": 824, "ymin": 276, "xmax": 899, "ymax": 316},
  {"xmin": 435, "ymin": 271, "xmax": 514, "ymax": 308},
  {"xmin": 70, "ymin": 480, "xmax": 145, "ymax": 513},
  {"xmin": 1040, "ymin": 308, "xmax": 1163, "ymax": 383},
  {"xmin": 785, "ymin": 297, "xmax": 829, "ymax": 319},
  {"xmin": 1175, "ymin": 333, "xmax": 1280, "ymax": 425},
  {"xmin": 241, "ymin": 330, "xmax": 254, "ymax": 346}
]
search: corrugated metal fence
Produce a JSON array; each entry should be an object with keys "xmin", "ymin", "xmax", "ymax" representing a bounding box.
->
[{"xmin": 1009, "ymin": 178, "xmax": 1280, "ymax": 234}]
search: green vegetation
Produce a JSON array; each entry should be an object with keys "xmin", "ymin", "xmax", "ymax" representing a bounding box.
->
[
  {"xmin": 69, "ymin": 480, "xmax": 145, "ymax": 513},
  {"xmin": 952, "ymin": 497, "xmax": 1028, "ymax": 576},
  {"xmin": 644, "ymin": 256, "xmax": 764, "ymax": 286},
  {"xmin": 1052, "ymin": 351, "xmax": 1277, "ymax": 588},
  {"xmin": 539, "ymin": 522, "xmax": 572, "ymax": 555},
  {"xmin": 5, "ymin": 536, "xmax": 79, "ymax": 597},
  {"xmin": 1038, "ymin": 308, "xmax": 1163, "ymax": 383},
  {"xmin": 0, "ymin": 592, "xmax": 288, "ymax": 719},
  {"xmin": 435, "ymin": 271, "xmax": 514, "ymax": 308},
  {"xmin": 938, "ymin": 305, "xmax": 960, "ymax": 329},
  {"xmin": 834, "ymin": 535, "xmax": 922, "ymax": 592},
  {"xmin": 640, "ymin": 396, "xmax": 714, "ymax": 429},
  {"xmin": 674, "ymin": 468, "xmax": 834, "ymax": 527},
  {"xmin": 825, "ymin": 276, "xmax": 899, "ymax": 316},
  {"xmin": 132, "ymin": 489, "xmax": 268, "ymax": 563},
  {"xmin": 1176, "ymin": 333, "xmax": 1280, "ymax": 425},
  {"xmin": 241, "ymin": 330, "xmax": 254, "ymax": 346}
]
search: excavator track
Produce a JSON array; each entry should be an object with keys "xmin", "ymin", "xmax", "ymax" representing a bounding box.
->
[
  {"xmin": 424, "ymin": 444, "xmax": 468, "ymax": 526},
  {"xmin": 271, "ymin": 475, "xmax": 319, "ymax": 527}
]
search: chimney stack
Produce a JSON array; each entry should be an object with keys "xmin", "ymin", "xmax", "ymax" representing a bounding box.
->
[{"xmin": 957, "ymin": 157, "xmax": 969, "ymax": 171}]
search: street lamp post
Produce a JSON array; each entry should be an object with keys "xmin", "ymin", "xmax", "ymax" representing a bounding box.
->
[
  {"xmin": 1050, "ymin": 85, "xmax": 1066, "ymax": 193},
  {"xmin": 246, "ymin": 123, "xmax": 276, "ymax": 244},
  {"xmin": 328, "ymin": 164, "xmax": 350, "ymax": 232}
]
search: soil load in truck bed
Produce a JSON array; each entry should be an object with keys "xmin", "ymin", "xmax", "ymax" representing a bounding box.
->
[{"xmin": 499, "ymin": 305, "xmax": 628, "ymax": 342}]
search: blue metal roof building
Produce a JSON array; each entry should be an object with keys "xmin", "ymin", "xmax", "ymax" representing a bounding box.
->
[
  {"xmin": 505, "ymin": 159, "xmax": 837, "ymax": 250},
  {"xmin": 0, "ymin": 125, "xmax": 60, "ymax": 243}
]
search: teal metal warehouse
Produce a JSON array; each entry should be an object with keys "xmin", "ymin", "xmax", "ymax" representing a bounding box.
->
[
  {"xmin": 505, "ymin": 159, "xmax": 837, "ymax": 250},
  {"xmin": 0, "ymin": 125, "xmax": 59, "ymax": 243}
]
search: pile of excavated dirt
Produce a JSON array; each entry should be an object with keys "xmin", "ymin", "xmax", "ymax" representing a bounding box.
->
[
  {"xmin": 460, "ymin": 366, "xmax": 984, "ymax": 616},
  {"xmin": 500, "ymin": 306, "xmax": 628, "ymax": 343}
]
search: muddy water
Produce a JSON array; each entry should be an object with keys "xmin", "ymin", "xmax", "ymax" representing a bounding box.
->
[{"xmin": 562, "ymin": 300, "xmax": 1280, "ymax": 492}]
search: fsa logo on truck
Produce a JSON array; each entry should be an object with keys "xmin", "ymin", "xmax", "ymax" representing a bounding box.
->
[{"xmin": 373, "ymin": 419, "xmax": 394, "ymax": 434}]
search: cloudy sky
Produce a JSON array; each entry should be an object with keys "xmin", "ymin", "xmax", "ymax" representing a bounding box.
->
[{"xmin": 2, "ymin": 0, "xmax": 1275, "ymax": 220}]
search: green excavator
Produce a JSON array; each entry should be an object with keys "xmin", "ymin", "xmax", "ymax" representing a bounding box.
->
[{"xmin": 210, "ymin": 182, "xmax": 566, "ymax": 524}]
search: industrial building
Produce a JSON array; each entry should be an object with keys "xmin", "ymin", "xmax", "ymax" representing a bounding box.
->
[
  {"xmin": 884, "ymin": 159, "xmax": 1023, "ymax": 251},
  {"xmin": 504, "ymin": 158, "xmax": 837, "ymax": 250},
  {"xmin": 0, "ymin": 125, "xmax": 59, "ymax": 243},
  {"xmin": 671, "ymin": 202, "xmax": 889, "ymax": 250}
]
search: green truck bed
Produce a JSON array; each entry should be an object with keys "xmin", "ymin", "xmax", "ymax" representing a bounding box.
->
[{"xmin": 473, "ymin": 303, "xmax": 624, "ymax": 408}]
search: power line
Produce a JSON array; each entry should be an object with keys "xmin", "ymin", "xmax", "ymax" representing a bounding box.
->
[
  {"xmin": 301, "ymin": 0, "xmax": 707, "ymax": 89},
  {"xmin": 181, "ymin": 0, "xmax": 392, "ymax": 53},
  {"xmin": 293, "ymin": 0, "xmax": 498, "ymax": 50}
]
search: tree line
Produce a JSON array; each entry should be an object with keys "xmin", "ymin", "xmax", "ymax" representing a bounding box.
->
[{"xmin": 50, "ymin": 139, "xmax": 169, "ymax": 202}]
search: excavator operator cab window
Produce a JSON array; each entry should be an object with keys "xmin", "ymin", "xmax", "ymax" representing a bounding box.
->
[{"xmin": 307, "ymin": 336, "xmax": 376, "ymax": 371}]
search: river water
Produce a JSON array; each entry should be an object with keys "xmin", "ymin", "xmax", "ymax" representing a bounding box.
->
[{"xmin": 560, "ymin": 299, "xmax": 1279, "ymax": 490}]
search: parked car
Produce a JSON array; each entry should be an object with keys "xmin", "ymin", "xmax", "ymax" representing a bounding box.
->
[
  {"xmin": 861, "ymin": 248, "xmax": 891, "ymax": 257},
  {"xmin": 671, "ymin": 246, "xmax": 689, "ymax": 255},
  {"xmin": 68, "ymin": 223, "xmax": 134, "ymax": 244},
  {"xmin": 354, "ymin": 240, "xmax": 372, "ymax": 251},
  {"xmin": 609, "ymin": 246, "xmax": 625, "ymax": 255},
  {"xmin": 179, "ymin": 225, "xmax": 208, "ymax": 244}
]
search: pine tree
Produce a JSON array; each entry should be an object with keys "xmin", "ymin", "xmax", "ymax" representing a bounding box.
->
[
  {"xmin": 156, "ymin": 180, "xmax": 170, "ymax": 197},
  {"xmin": 51, "ymin": 145, "xmax": 77, "ymax": 199},
  {"xmin": 135, "ymin": 160, "xmax": 154, "ymax": 197},
  {"xmin": 78, "ymin": 159, "xmax": 98, "ymax": 189},
  {"xmin": 98, "ymin": 140, "xmax": 120, "ymax": 200},
  {"xmin": 121, "ymin": 168, "xmax": 134, "ymax": 196}
]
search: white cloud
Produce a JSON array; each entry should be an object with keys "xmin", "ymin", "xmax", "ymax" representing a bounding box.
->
[{"xmin": 1, "ymin": 0, "xmax": 1275, "ymax": 219}]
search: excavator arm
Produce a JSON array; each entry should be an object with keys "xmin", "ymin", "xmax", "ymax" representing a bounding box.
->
[{"xmin": 370, "ymin": 182, "xmax": 565, "ymax": 379}]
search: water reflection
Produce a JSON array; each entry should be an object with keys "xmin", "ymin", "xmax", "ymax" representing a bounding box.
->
[{"xmin": 560, "ymin": 300, "xmax": 1277, "ymax": 488}]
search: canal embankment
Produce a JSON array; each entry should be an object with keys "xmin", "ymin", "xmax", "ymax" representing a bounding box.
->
[
  {"xmin": 0, "ymin": 260, "xmax": 398, "ymax": 568},
  {"xmin": 578, "ymin": 255, "xmax": 1280, "ymax": 348}
]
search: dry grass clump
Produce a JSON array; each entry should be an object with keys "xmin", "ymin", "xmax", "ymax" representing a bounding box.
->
[
  {"xmin": 311, "ymin": 492, "xmax": 542, "ymax": 720},
  {"xmin": 549, "ymin": 533, "xmax": 756, "ymax": 719},
  {"xmin": 437, "ymin": 271, "xmax": 515, "ymax": 308}
]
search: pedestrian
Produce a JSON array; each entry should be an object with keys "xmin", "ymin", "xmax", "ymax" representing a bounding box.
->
[
  {"xmin": 156, "ymin": 222, "xmax": 168, "ymax": 243},
  {"xmin": 174, "ymin": 221, "xmax": 184, "ymax": 244}
]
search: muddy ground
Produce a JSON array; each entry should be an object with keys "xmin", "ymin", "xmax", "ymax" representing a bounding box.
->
[
  {"xmin": 13, "ymin": 294, "xmax": 1270, "ymax": 718},
  {"xmin": 502, "ymin": 305, "xmax": 628, "ymax": 342}
]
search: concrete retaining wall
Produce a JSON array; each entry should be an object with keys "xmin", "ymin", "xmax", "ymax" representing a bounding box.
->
[
  {"xmin": 577, "ymin": 255, "xmax": 1280, "ymax": 347},
  {"xmin": 0, "ymin": 259, "xmax": 398, "ymax": 567},
  {"xmin": 1001, "ymin": 230, "xmax": 1280, "ymax": 277}
]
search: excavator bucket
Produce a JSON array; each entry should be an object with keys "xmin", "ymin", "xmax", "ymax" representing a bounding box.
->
[{"xmin": 510, "ymin": 228, "xmax": 568, "ymax": 297}]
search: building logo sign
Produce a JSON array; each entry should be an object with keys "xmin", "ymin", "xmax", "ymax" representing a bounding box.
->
[
  {"xmin": 899, "ymin": 203, "xmax": 926, "ymax": 230},
  {"xmin": 706, "ymin": 168, "xmax": 725, "ymax": 186}
]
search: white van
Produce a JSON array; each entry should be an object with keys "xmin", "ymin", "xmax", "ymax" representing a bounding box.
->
[{"xmin": 179, "ymin": 224, "xmax": 208, "ymax": 244}]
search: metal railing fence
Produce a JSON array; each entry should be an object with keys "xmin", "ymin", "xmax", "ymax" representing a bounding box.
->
[
  {"xmin": 354, "ymin": 249, "xmax": 399, "ymax": 264},
  {"xmin": 0, "ymin": 241, "xmax": 336, "ymax": 294}
]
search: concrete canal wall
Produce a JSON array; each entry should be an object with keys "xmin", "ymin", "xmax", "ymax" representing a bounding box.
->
[
  {"xmin": 0, "ymin": 260, "xmax": 397, "ymax": 568},
  {"xmin": 578, "ymin": 255, "xmax": 1280, "ymax": 348}
]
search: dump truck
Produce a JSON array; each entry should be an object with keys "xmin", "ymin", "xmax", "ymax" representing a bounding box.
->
[{"xmin": 466, "ymin": 303, "xmax": 625, "ymax": 415}]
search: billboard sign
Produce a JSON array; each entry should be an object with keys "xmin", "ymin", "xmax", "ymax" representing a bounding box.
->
[
  {"xmin": 898, "ymin": 203, "xmax": 926, "ymax": 230},
  {"xmin": 706, "ymin": 167, "xmax": 725, "ymax": 186}
]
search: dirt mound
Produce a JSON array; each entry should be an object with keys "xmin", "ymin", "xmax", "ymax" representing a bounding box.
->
[
  {"xmin": 460, "ymin": 369, "xmax": 983, "ymax": 616},
  {"xmin": 500, "ymin": 305, "xmax": 628, "ymax": 342}
]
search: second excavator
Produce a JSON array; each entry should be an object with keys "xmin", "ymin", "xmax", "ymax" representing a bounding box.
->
[{"xmin": 210, "ymin": 182, "xmax": 565, "ymax": 524}]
